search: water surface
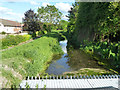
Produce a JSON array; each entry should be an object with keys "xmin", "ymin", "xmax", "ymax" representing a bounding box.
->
[{"xmin": 46, "ymin": 40, "xmax": 102, "ymax": 75}]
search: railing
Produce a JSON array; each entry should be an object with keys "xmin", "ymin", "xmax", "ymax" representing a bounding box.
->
[
  {"xmin": 20, "ymin": 75, "xmax": 120, "ymax": 89},
  {"xmin": 26, "ymin": 75, "xmax": 120, "ymax": 80}
]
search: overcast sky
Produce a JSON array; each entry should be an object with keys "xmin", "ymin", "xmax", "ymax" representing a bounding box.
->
[{"xmin": 0, "ymin": 0, "xmax": 75, "ymax": 22}]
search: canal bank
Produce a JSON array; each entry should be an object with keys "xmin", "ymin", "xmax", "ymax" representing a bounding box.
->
[{"xmin": 45, "ymin": 40, "xmax": 114, "ymax": 75}]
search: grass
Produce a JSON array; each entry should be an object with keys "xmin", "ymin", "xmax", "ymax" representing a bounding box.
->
[
  {"xmin": 63, "ymin": 68, "xmax": 114, "ymax": 76},
  {"xmin": 1, "ymin": 35, "xmax": 31, "ymax": 49},
  {"xmin": 2, "ymin": 69, "xmax": 21, "ymax": 88},
  {"xmin": 1, "ymin": 30, "xmax": 64, "ymax": 87}
]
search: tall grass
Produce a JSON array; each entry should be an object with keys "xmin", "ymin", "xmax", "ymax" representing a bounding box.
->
[
  {"xmin": 1, "ymin": 31, "xmax": 64, "ymax": 87},
  {"xmin": 1, "ymin": 35, "xmax": 31, "ymax": 49}
]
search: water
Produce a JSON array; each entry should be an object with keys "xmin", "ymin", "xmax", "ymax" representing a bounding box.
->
[{"xmin": 45, "ymin": 40, "xmax": 102, "ymax": 75}]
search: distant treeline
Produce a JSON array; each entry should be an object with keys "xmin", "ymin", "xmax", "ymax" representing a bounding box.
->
[{"xmin": 22, "ymin": 5, "xmax": 68, "ymax": 37}]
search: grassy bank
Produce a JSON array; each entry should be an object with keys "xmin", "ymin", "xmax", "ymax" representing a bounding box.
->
[
  {"xmin": 1, "ymin": 31, "xmax": 64, "ymax": 88},
  {"xmin": 1, "ymin": 35, "xmax": 31, "ymax": 49}
]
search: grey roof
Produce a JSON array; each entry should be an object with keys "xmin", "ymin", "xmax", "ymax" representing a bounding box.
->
[{"xmin": 0, "ymin": 18, "xmax": 21, "ymax": 27}]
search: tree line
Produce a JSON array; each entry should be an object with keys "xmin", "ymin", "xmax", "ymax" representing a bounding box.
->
[{"xmin": 23, "ymin": 5, "xmax": 68, "ymax": 37}]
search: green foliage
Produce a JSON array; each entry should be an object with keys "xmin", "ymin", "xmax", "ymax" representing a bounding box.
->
[
  {"xmin": 25, "ymin": 82, "xmax": 30, "ymax": 88},
  {"xmin": 2, "ymin": 69, "xmax": 21, "ymax": 87},
  {"xmin": 38, "ymin": 31, "xmax": 43, "ymax": 36},
  {"xmin": 2, "ymin": 33, "xmax": 63, "ymax": 77},
  {"xmin": 80, "ymin": 41, "xmax": 120, "ymax": 70},
  {"xmin": 67, "ymin": 2, "xmax": 120, "ymax": 45},
  {"xmin": 57, "ymin": 20, "xmax": 68, "ymax": 30},
  {"xmin": 1, "ymin": 31, "xmax": 6, "ymax": 34},
  {"xmin": 66, "ymin": 2, "xmax": 79, "ymax": 44},
  {"xmin": 43, "ymin": 30, "xmax": 47, "ymax": 34},
  {"xmin": 37, "ymin": 5, "xmax": 62, "ymax": 24},
  {"xmin": 23, "ymin": 9, "xmax": 41, "ymax": 37},
  {"xmin": 2, "ymin": 35, "xmax": 31, "ymax": 49},
  {"xmin": 67, "ymin": 2, "xmax": 120, "ymax": 72}
]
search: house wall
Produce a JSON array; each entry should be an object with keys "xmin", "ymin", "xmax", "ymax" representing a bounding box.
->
[
  {"xmin": 0, "ymin": 23, "xmax": 4, "ymax": 32},
  {"xmin": 0, "ymin": 23, "xmax": 22, "ymax": 33}
]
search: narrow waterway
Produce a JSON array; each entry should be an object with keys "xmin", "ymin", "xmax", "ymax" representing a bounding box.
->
[{"xmin": 45, "ymin": 40, "xmax": 102, "ymax": 75}]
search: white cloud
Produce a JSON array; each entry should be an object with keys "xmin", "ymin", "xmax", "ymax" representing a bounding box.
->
[
  {"xmin": 0, "ymin": 6, "xmax": 23, "ymax": 22},
  {"xmin": 42, "ymin": 2, "xmax": 50, "ymax": 7},
  {"xmin": 55, "ymin": 3, "xmax": 72, "ymax": 13},
  {"xmin": 0, "ymin": 7, "xmax": 12, "ymax": 14},
  {"xmin": 4, "ymin": 0, "xmax": 29, "ymax": 2},
  {"xmin": 30, "ymin": 1, "xmax": 39, "ymax": 5}
]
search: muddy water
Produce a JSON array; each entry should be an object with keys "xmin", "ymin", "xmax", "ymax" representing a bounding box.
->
[{"xmin": 45, "ymin": 40, "xmax": 102, "ymax": 75}]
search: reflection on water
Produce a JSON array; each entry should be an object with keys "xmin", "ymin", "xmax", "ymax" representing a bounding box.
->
[
  {"xmin": 45, "ymin": 53, "xmax": 72, "ymax": 75},
  {"xmin": 66, "ymin": 50, "xmax": 100, "ymax": 71},
  {"xmin": 46, "ymin": 40, "xmax": 102, "ymax": 75}
]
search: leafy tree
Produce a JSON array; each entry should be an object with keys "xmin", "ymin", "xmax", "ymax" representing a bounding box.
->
[
  {"xmin": 37, "ymin": 5, "xmax": 62, "ymax": 32},
  {"xmin": 23, "ymin": 9, "xmax": 41, "ymax": 37},
  {"xmin": 57, "ymin": 20, "xmax": 68, "ymax": 30},
  {"xmin": 66, "ymin": 2, "xmax": 79, "ymax": 44}
]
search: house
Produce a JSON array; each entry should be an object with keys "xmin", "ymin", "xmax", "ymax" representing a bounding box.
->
[{"xmin": 0, "ymin": 18, "xmax": 22, "ymax": 33}]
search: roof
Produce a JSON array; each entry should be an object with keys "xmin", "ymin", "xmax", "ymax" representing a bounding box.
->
[{"xmin": 0, "ymin": 18, "xmax": 21, "ymax": 27}]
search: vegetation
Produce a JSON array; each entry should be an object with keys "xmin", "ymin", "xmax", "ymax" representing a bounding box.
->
[
  {"xmin": 63, "ymin": 68, "xmax": 113, "ymax": 76},
  {"xmin": 1, "ymin": 31, "xmax": 64, "ymax": 87},
  {"xmin": 23, "ymin": 9, "xmax": 41, "ymax": 37},
  {"xmin": 57, "ymin": 20, "xmax": 68, "ymax": 30},
  {"xmin": 37, "ymin": 5, "xmax": 62, "ymax": 24},
  {"xmin": 2, "ymin": 1, "xmax": 120, "ymax": 88},
  {"xmin": 66, "ymin": 2, "xmax": 79, "ymax": 44},
  {"xmin": 1, "ymin": 35, "xmax": 31, "ymax": 49},
  {"xmin": 67, "ymin": 2, "xmax": 120, "ymax": 73},
  {"xmin": 23, "ymin": 5, "xmax": 64, "ymax": 37},
  {"xmin": 1, "ymin": 31, "xmax": 6, "ymax": 34}
]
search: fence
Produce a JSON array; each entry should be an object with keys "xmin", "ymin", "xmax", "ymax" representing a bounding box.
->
[{"xmin": 20, "ymin": 75, "xmax": 120, "ymax": 89}]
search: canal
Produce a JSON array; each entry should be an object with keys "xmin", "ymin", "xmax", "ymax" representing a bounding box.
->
[{"xmin": 45, "ymin": 40, "xmax": 104, "ymax": 75}]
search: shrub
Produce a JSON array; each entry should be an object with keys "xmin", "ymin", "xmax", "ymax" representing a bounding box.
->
[
  {"xmin": 1, "ymin": 31, "xmax": 6, "ymax": 34},
  {"xmin": 38, "ymin": 31, "xmax": 43, "ymax": 36},
  {"xmin": 43, "ymin": 31, "xmax": 47, "ymax": 34},
  {"xmin": 2, "ymin": 35, "xmax": 31, "ymax": 49}
]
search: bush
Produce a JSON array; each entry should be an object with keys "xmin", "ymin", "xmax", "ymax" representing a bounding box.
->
[
  {"xmin": 43, "ymin": 31, "xmax": 47, "ymax": 34},
  {"xmin": 38, "ymin": 31, "xmax": 43, "ymax": 36},
  {"xmin": 2, "ymin": 35, "xmax": 31, "ymax": 49},
  {"xmin": 1, "ymin": 31, "xmax": 6, "ymax": 34},
  {"xmin": 80, "ymin": 41, "xmax": 120, "ymax": 70}
]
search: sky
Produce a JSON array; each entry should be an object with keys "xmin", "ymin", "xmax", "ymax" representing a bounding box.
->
[{"xmin": 0, "ymin": 0, "xmax": 75, "ymax": 23}]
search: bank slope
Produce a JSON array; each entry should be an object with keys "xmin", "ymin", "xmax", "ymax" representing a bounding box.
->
[{"xmin": 1, "ymin": 34, "xmax": 64, "ymax": 88}]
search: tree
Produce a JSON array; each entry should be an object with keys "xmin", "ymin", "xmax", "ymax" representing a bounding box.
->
[
  {"xmin": 37, "ymin": 5, "xmax": 62, "ymax": 25},
  {"xmin": 66, "ymin": 2, "xmax": 79, "ymax": 43},
  {"xmin": 23, "ymin": 9, "xmax": 41, "ymax": 37},
  {"xmin": 57, "ymin": 20, "xmax": 68, "ymax": 30}
]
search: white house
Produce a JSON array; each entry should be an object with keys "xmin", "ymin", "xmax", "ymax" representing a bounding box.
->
[{"xmin": 0, "ymin": 18, "xmax": 22, "ymax": 33}]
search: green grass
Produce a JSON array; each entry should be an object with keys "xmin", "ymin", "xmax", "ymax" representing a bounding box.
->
[
  {"xmin": 63, "ymin": 68, "xmax": 114, "ymax": 76},
  {"xmin": 2, "ymin": 69, "xmax": 21, "ymax": 88},
  {"xmin": 1, "ymin": 30, "xmax": 64, "ymax": 87},
  {"xmin": 1, "ymin": 35, "xmax": 31, "ymax": 49}
]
